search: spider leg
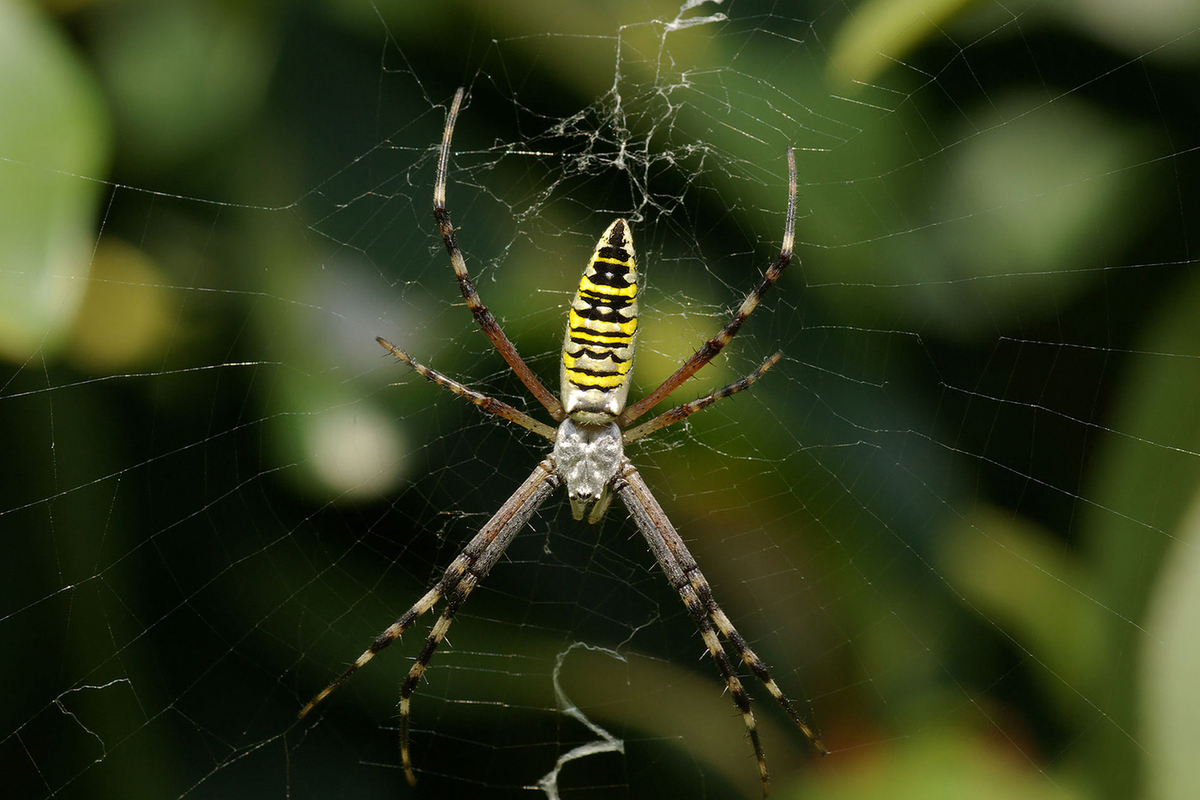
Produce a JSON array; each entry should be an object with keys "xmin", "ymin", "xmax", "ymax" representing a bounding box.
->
[
  {"xmin": 695, "ymin": 581, "xmax": 826, "ymax": 755},
  {"xmin": 621, "ymin": 351, "xmax": 781, "ymax": 444},
  {"xmin": 614, "ymin": 462, "xmax": 770, "ymax": 794},
  {"xmin": 614, "ymin": 461, "xmax": 823, "ymax": 797},
  {"xmin": 618, "ymin": 147, "xmax": 797, "ymax": 427},
  {"xmin": 433, "ymin": 88, "xmax": 565, "ymax": 421},
  {"xmin": 377, "ymin": 337, "xmax": 557, "ymax": 441},
  {"xmin": 299, "ymin": 460, "xmax": 562, "ymax": 729},
  {"xmin": 398, "ymin": 564, "xmax": 477, "ymax": 784}
]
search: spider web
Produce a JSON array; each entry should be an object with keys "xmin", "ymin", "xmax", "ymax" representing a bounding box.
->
[{"xmin": 3, "ymin": 0, "xmax": 1200, "ymax": 798}]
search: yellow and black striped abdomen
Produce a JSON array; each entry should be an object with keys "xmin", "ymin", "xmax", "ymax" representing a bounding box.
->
[{"xmin": 561, "ymin": 219, "xmax": 639, "ymax": 423}]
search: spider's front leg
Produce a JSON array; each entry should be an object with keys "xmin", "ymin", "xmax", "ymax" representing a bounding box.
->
[
  {"xmin": 300, "ymin": 460, "xmax": 563, "ymax": 785},
  {"xmin": 613, "ymin": 461, "xmax": 824, "ymax": 797}
]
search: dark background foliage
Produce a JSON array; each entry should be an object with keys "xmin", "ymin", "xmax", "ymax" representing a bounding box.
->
[{"xmin": 3, "ymin": 1, "xmax": 1199, "ymax": 798}]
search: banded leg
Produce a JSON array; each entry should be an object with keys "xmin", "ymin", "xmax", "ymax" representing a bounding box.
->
[
  {"xmin": 433, "ymin": 88, "xmax": 565, "ymax": 420},
  {"xmin": 377, "ymin": 336, "xmax": 556, "ymax": 441},
  {"xmin": 396, "ymin": 464, "xmax": 555, "ymax": 785},
  {"xmin": 614, "ymin": 463, "xmax": 772, "ymax": 795},
  {"xmin": 614, "ymin": 462, "xmax": 823, "ymax": 796},
  {"xmin": 693, "ymin": 580, "xmax": 825, "ymax": 753},
  {"xmin": 621, "ymin": 351, "xmax": 782, "ymax": 444},
  {"xmin": 618, "ymin": 147, "xmax": 797, "ymax": 427},
  {"xmin": 299, "ymin": 460, "xmax": 562, "ymax": 721},
  {"xmin": 618, "ymin": 464, "xmax": 824, "ymax": 752},
  {"xmin": 397, "ymin": 570, "xmax": 476, "ymax": 783}
]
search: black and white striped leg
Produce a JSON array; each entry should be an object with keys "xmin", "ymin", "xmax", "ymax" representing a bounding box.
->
[
  {"xmin": 613, "ymin": 464, "xmax": 766, "ymax": 793},
  {"xmin": 621, "ymin": 352, "xmax": 782, "ymax": 444},
  {"xmin": 376, "ymin": 336, "xmax": 557, "ymax": 441},
  {"xmin": 690, "ymin": 577, "xmax": 825, "ymax": 753},
  {"xmin": 299, "ymin": 563, "xmax": 464, "ymax": 720},
  {"xmin": 299, "ymin": 461, "xmax": 563, "ymax": 767},
  {"xmin": 398, "ymin": 570, "xmax": 477, "ymax": 784},
  {"xmin": 432, "ymin": 88, "xmax": 565, "ymax": 420},
  {"xmin": 619, "ymin": 147, "xmax": 796, "ymax": 427},
  {"xmin": 394, "ymin": 459, "xmax": 561, "ymax": 783},
  {"xmin": 614, "ymin": 461, "xmax": 823, "ymax": 797}
]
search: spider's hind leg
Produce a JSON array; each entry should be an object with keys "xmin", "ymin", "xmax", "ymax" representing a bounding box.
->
[
  {"xmin": 397, "ymin": 570, "xmax": 479, "ymax": 785},
  {"xmin": 431, "ymin": 87, "xmax": 564, "ymax": 420}
]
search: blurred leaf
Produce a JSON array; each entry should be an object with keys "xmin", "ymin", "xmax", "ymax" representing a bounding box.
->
[
  {"xmin": 924, "ymin": 92, "xmax": 1150, "ymax": 336},
  {"xmin": 1081, "ymin": 270, "xmax": 1200, "ymax": 798},
  {"xmin": 89, "ymin": 0, "xmax": 277, "ymax": 169},
  {"xmin": 1051, "ymin": 0, "xmax": 1200, "ymax": 61},
  {"xmin": 1140, "ymin": 489, "xmax": 1200, "ymax": 800},
  {"xmin": 827, "ymin": 0, "xmax": 977, "ymax": 90},
  {"xmin": 65, "ymin": 238, "xmax": 178, "ymax": 371},
  {"xmin": 940, "ymin": 505, "xmax": 1103, "ymax": 716},
  {"xmin": 798, "ymin": 727, "xmax": 1083, "ymax": 800},
  {"xmin": 0, "ymin": 0, "xmax": 109, "ymax": 363}
]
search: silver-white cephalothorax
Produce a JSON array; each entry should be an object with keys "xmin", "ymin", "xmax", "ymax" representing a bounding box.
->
[{"xmin": 552, "ymin": 418, "xmax": 622, "ymax": 522}]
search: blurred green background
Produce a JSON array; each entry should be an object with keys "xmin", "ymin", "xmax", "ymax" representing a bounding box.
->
[{"xmin": 2, "ymin": 0, "xmax": 1200, "ymax": 798}]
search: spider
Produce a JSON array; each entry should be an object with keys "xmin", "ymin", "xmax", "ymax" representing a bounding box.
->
[{"xmin": 299, "ymin": 88, "xmax": 825, "ymax": 795}]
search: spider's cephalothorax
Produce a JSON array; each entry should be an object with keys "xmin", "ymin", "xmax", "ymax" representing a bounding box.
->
[{"xmin": 300, "ymin": 88, "xmax": 824, "ymax": 796}]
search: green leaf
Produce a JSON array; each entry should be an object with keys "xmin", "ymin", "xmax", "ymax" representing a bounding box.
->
[{"xmin": 0, "ymin": 0, "xmax": 110, "ymax": 363}]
